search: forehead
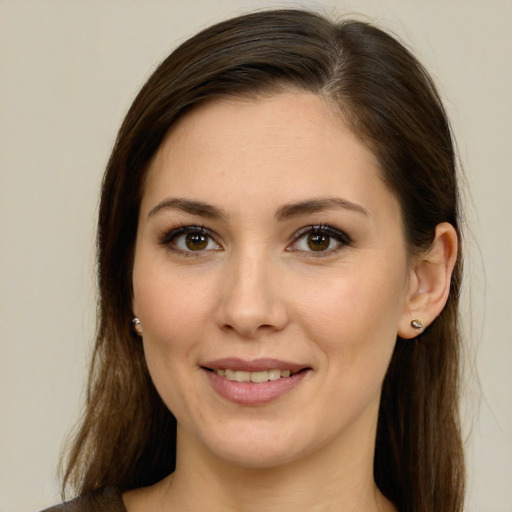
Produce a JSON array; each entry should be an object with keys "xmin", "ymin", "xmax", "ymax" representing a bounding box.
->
[
  {"xmin": 156, "ymin": 92, "xmax": 363, "ymax": 169},
  {"xmin": 142, "ymin": 92, "xmax": 399, "ymax": 223}
]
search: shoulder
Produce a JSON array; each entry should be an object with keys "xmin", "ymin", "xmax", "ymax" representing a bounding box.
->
[{"xmin": 40, "ymin": 487, "xmax": 126, "ymax": 512}]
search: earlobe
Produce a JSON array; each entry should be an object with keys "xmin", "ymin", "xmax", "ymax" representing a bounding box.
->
[
  {"xmin": 131, "ymin": 298, "xmax": 143, "ymax": 336},
  {"xmin": 398, "ymin": 222, "xmax": 458, "ymax": 339},
  {"xmin": 132, "ymin": 317, "xmax": 143, "ymax": 336}
]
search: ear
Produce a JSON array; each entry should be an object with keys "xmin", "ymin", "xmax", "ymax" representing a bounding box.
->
[{"xmin": 398, "ymin": 222, "xmax": 458, "ymax": 339}]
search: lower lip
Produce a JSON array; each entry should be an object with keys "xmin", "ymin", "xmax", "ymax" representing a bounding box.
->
[{"xmin": 203, "ymin": 369, "xmax": 309, "ymax": 405}]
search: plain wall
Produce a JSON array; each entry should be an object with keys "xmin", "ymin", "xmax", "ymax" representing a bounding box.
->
[{"xmin": 1, "ymin": 1, "xmax": 510, "ymax": 511}]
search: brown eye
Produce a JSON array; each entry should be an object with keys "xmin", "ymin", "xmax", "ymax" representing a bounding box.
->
[
  {"xmin": 288, "ymin": 225, "xmax": 351, "ymax": 256},
  {"xmin": 185, "ymin": 233, "xmax": 209, "ymax": 251},
  {"xmin": 161, "ymin": 226, "xmax": 221, "ymax": 255},
  {"xmin": 307, "ymin": 233, "xmax": 330, "ymax": 251}
]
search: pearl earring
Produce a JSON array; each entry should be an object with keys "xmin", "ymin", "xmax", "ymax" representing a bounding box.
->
[
  {"xmin": 132, "ymin": 317, "xmax": 143, "ymax": 336},
  {"xmin": 410, "ymin": 318, "xmax": 424, "ymax": 330}
]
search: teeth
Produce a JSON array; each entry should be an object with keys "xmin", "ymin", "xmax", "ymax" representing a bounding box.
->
[
  {"xmin": 250, "ymin": 371, "xmax": 268, "ymax": 383},
  {"xmin": 235, "ymin": 371, "xmax": 251, "ymax": 382},
  {"xmin": 267, "ymin": 369, "xmax": 281, "ymax": 380},
  {"xmin": 214, "ymin": 368, "xmax": 296, "ymax": 382}
]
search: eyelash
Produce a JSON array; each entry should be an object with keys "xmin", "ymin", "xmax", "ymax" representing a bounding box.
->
[
  {"xmin": 159, "ymin": 225, "xmax": 221, "ymax": 257},
  {"xmin": 288, "ymin": 224, "xmax": 352, "ymax": 257},
  {"xmin": 159, "ymin": 224, "xmax": 352, "ymax": 257}
]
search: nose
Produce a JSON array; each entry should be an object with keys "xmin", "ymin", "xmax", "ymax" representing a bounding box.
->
[{"xmin": 215, "ymin": 250, "xmax": 289, "ymax": 338}]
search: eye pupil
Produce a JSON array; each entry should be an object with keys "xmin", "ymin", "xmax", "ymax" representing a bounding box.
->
[
  {"xmin": 307, "ymin": 233, "xmax": 329, "ymax": 251},
  {"xmin": 185, "ymin": 233, "xmax": 208, "ymax": 251}
]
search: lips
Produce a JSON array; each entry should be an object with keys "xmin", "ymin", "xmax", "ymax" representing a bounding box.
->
[
  {"xmin": 202, "ymin": 357, "xmax": 308, "ymax": 373},
  {"xmin": 214, "ymin": 368, "xmax": 294, "ymax": 383},
  {"xmin": 201, "ymin": 358, "xmax": 311, "ymax": 405}
]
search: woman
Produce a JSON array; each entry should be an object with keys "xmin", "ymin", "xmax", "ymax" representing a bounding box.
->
[{"xmin": 46, "ymin": 8, "xmax": 464, "ymax": 512}]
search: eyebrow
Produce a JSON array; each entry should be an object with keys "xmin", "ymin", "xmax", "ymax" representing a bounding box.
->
[
  {"xmin": 148, "ymin": 198, "xmax": 227, "ymax": 220},
  {"xmin": 148, "ymin": 196, "xmax": 369, "ymax": 221},
  {"xmin": 275, "ymin": 197, "xmax": 369, "ymax": 220}
]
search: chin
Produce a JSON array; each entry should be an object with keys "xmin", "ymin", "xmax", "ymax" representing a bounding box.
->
[
  {"xmin": 192, "ymin": 417, "xmax": 319, "ymax": 470},
  {"xmin": 211, "ymin": 440, "xmax": 301, "ymax": 469}
]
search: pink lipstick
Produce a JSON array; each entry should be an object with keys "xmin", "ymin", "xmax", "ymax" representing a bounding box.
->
[{"xmin": 201, "ymin": 358, "xmax": 310, "ymax": 406}]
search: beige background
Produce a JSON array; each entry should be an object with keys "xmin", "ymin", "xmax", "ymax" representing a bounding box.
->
[{"xmin": 1, "ymin": 1, "xmax": 510, "ymax": 511}]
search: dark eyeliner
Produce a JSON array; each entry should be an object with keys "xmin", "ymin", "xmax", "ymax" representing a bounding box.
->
[
  {"xmin": 159, "ymin": 225, "xmax": 218, "ymax": 252},
  {"xmin": 296, "ymin": 224, "xmax": 351, "ymax": 243},
  {"xmin": 290, "ymin": 224, "xmax": 352, "ymax": 255}
]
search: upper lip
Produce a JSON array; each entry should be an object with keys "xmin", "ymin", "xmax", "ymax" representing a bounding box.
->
[{"xmin": 201, "ymin": 358, "xmax": 309, "ymax": 373}]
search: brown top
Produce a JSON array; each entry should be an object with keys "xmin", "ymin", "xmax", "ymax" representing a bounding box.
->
[{"xmin": 40, "ymin": 488, "xmax": 127, "ymax": 512}]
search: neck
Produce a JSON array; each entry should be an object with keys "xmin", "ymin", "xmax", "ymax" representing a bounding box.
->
[{"xmin": 154, "ymin": 420, "xmax": 395, "ymax": 512}]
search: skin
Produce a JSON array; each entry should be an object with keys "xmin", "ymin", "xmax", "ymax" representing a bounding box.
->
[{"xmin": 127, "ymin": 92, "xmax": 457, "ymax": 512}]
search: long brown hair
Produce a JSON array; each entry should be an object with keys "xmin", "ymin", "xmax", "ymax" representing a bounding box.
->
[{"xmin": 62, "ymin": 9, "xmax": 465, "ymax": 511}]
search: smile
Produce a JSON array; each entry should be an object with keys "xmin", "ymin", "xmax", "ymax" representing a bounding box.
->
[
  {"xmin": 212, "ymin": 368, "xmax": 296, "ymax": 383},
  {"xmin": 201, "ymin": 359, "xmax": 311, "ymax": 405}
]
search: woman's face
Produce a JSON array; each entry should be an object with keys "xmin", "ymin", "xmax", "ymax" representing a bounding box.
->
[{"xmin": 132, "ymin": 92, "xmax": 415, "ymax": 469}]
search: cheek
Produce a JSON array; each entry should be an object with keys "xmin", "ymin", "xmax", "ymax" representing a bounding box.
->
[
  {"xmin": 296, "ymin": 271, "xmax": 404, "ymax": 429},
  {"xmin": 299, "ymin": 268, "xmax": 404, "ymax": 336},
  {"xmin": 133, "ymin": 273, "xmax": 213, "ymax": 421},
  {"xmin": 132, "ymin": 264, "xmax": 216, "ymax": 398},
  {"xmin": 134, "ymin": 263, "xmax": 216, "ymax": 348},
  {"xmin": 295, "ymin": 260, "xmax": 407, "ymax": 373}
]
